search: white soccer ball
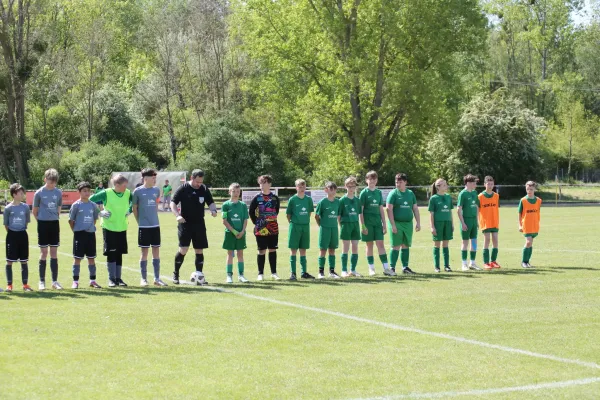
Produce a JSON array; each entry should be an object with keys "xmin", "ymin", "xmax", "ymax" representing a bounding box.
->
[{"xmin": 190, "ymin": 271, "xmax": 206, "ymax": 286}]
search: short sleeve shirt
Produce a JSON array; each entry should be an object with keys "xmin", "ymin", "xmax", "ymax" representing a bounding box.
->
[
  {"xmin": 171, "ymin": 182, "xmax": 214, "ymax": 224},
  {"xmin": 316, "ymin": 197, "xmax": 340, "ymax": 228},
  {"xmin": 133, "ymin": 186, "xmax": 161, "ymax": 228},
  {"xmin": 360, "ymin": 188, "xmax": 384, "ymax": 225},
  {"xmin": 4, "ymin": 203, "xmax": 30, "ymax": 231},
  {"xmin": 286, "ymin": 195, "xmax": 314, "ymax": 225},
  {"xmin": 222, "ymin": 200, "xmax": 249, "ymax": 232},
  {"xmin": 457, "ymin": 189, "xmax": 479, "ymax": 219},
  {"xmin": 387, "ymin": 189, "xmax": 417, "ymax": 222},
  {"xmin": 428, "ymin": 194, "xmax": 453, "ymax": 222},
  {"xmin": 33, "ymin": 187, "xmax": 62, "ymax": 220},
  {"xmin": 69, "ymin": 200, "xmax": 100, "ymax": 232},
  {"xmin": 338, "ymin": 195, "xmax": 361, "ymax": 223}
]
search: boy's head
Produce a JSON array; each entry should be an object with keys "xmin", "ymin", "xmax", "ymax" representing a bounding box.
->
[
  {"xmin": 112, "ymin": 174, "xmax": 129, "ymax": 193},
  {"xmin": 344, "ymin": 176, "xmax": 358, "ymax": 194},
  {"xmin": 165, "ymin": 179, "xmax": 169, "ymax": 185},
  {"xmin": 395, "ymin": 173, "xmax": 408, "ymax": 190},
  {"xmin": 190, "ymin": 169, "xmax": 204, "ymax": 188},
  {"xmin": 365, "ymin": 171, "xmax": 378, "ymax": 187},
  {"xmin": 463, "ymin": 174, "xmax": 479, "ymax": 190},
  {"xmin": 77, "ymin": 181, "xmax": 92, "ymax": 199},
  {"xmin": 324, "ymin": 181, "xmax": 337, "ymax": 196},
  {"xmin": 484, "ymin": 176, "xmax": 494, "ymax": 191},
  {"xmin": 525, "ymin": 180, "xmax": 536, "ymax": 195},
  {"xmin": 141, "ymin": 168, "xmax": 157, "ymax": 186},
  {"xmin": 295, "ymin": 179, "xmax": 306, "ymax": 194},
  {"xmin": 44, "ymin": 168, "xmax": 59, "ymax": 188},
  {"xmin": 98, "ymin": 182, "xmax": 104, "ymax": 188},
  {"xmin": 258, "ymin": 175, "xmax": 273, "ymax": 192},
  {"xmin": 229, "ymin": 182, "xmax": 241, "ymax": 199},
  {"xmin": 10, "ymin": 183, "xmax": 25, "ymax": 201}
]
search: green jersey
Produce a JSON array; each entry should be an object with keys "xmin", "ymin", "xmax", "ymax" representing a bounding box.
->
[
  {"xmin": 338, "ymin": 195, "xmax": 361, "ymax": 223},
  {"xmin": 316, "ymin": 197, "xmax": 340, "ymax": 228},
  {"xmin": 457, "ymin": 189, "xmax": 479, "ymax": 218},
  {"xmin": 162, "ymin": 184, "xmax": 172, "ymax": 196},
  {"xmin": 222, "ymin": 200, "xmax": 248, "ymax": 232},
  {"xmin": 286, "ymin": 194, "xmax": 314, "ymax": 225},
  {"xmin": 387, "ymin": 188, "xmax": 417, "ymax": 222},
  {"xmin": 428, "ymin": 194, "xmax": 453, "ymax": 222},
  {"xmin": 360, "ymin": 188, "xmax": 384, "ymax": 225}
]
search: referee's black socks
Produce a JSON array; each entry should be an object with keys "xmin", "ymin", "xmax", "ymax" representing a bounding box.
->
[
  {"xmin": 174, "ymin": 252, "xmax": 185, "ymax": 275},
  {"xmin": 195, "ymin": 253, "xmax": 204, "ymax": 272}
]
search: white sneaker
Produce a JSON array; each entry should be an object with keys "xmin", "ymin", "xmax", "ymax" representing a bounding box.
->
[
  {"xmin": 140, "ymin": 279, "xmax": 149, "ymax": 287},
  {"xmin": 351, "ymin": 271, "xmax": 362, "ymax": 277},
  {"xmin": 521, "ymin": 262, "xmax": 529, "ymax": 269},
  {"xmin": 226, "ymin": 275, "xmax": 233, "ymax": 284},
  {"xmin": 317, "ymin": 273, "xmax": 325, "ymax": 279},
  {"xmin": 39, "ymin": 281, "xmax": 46, "ymax": 291},
  {"xmin": 383, "ymin": 268, "xmax": 396, "ymax": 276},
  {"xmin": 271, "ymin": 274, "xmax": 280, "ymax": 280},
  {"xmin": 341, "ymin": 271, "xmax": 350, "ymax": 278},
  {"xmin": 71, "ymin": 281, "xmax": 79, "ymax": 289},
  {"xmin": 461, "ymin": 264, "xmax": 470, "ymax": 271},
  {"xmin": 368, "ymin": 268, "xmax": 376, "ymax": 276},
  {"xmin": 329, "ymin": 271, "xmax": 340, "ymax": 279},
  {"xmin": 153, "ymin": 279, "xmax": 167, "ymax": 287},
  {"xmin": 257, "ymin": 274, "xmax": 264, "ymax": 281},
  {"xmin": 527, "ymin": 263, "xmax": 534, "ymax": 268},
  {"xmin": 52, "ymin": 281, "xmax": 63, "ymax": 290},
  {"xmin": 469, "ymin": 263, "xmax": 482, "ymax": 271},
  {"xmin": 238, "ymin": 275, "xmax": 249, "ymax": 283}
]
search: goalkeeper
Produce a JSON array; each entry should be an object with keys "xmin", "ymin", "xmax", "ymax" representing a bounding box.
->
[{"xmin": 90, "ymin": 174, "xmax": 133, "ymax": 287}]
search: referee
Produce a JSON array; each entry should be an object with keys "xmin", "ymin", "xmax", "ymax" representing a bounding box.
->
[{"xmin": 170, "ymin": 169, "xmax": 217, "ymax": 284}]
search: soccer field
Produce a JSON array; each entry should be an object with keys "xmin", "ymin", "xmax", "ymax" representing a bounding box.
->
[{"xmin": 1, "ymin": 206, "xmax": 599, "ymax": 399}]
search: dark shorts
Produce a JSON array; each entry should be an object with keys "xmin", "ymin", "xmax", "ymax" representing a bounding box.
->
[
  {"xmin": 256, "ymin": 234, "xmax": 278, "ymax": 250},
  {"xmin": 139, "ymin": 227, "xmax": 161, "ymax": 248},
  {"xmin": 6, "ymin": 230, "xmax": 29, "ymax": 262},
  {"xmin": 73, "ymin": 231, "xmax": 97, "ymax": 259},
  {"xmin": 103, "ymin": 229, "xmax": 128, "ymax": 256},
  {"xmin": 178, "ymin": 221, "xmax": 208, "ymax": 250},
  {"xmin": 37, "ymin": 220, "xmax": 60, "ymax": 247}
]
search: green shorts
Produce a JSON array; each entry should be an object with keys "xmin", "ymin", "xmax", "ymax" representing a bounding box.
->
[
  {"xmin": 432, "ymin": 220, "xmax": 453, "ymax": 241},
  {"xmin": 361, "ymin": 223, "xmax": 384, "ymax": 242},
  {"xmin": 319, "ymin": 226, "xmax": 339, "ymax": 249},
  {"xmin": 482, "ymin": 228, "xmax": 499, "ymax": 233},
  {"xmin": 524, "ymin": 233, "xmax": 538, "ymax": 238},
  {"xmin": 288, "ymin": 223, "xmax": 311, "ymax": 249},
  {"xmin": 460, "ymin": 218, "xmax": 478, "ymax": 240},
  {"xmin": 388, "ymin": 221, "xmax": 413, "ymax": 247},
  {"xmin": 340, "ymin": 221, "xmax": 361, "ymax": 241},
  {"xmin": 222, "ymin": 231, "xmax": 247, "ymax": 251}
]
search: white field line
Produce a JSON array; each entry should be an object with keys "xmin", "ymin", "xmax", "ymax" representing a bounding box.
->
[
  {"xmin": 411, "ymin": 245, "xmax": 600, "ymax": 255},
  {"xmin": 351, "ymin": 376, "xmax": 600, "ymax": 399}
]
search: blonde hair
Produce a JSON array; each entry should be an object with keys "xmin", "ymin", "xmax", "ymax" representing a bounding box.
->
[
  {"xmin": 229, "ymin": 182, "xmax": 241, "ymax": 193},
  {"xmin": 431, "ymin": 178, "xmax": 446, "ymax": 195},
  {"xmin": 44, "ymin": 168, "xmax": 59, "ymax": 182},
  {"xmin": 295, "ymin": 179, "xmax": 306, "ymax": 187},
  {"xmin": 112, "ymin": 174, "xmax": 128, "ymax": 186},
  {"xmin": 525, "ymin": 180, "xmax": 536, "ymax": 188},
  {"xmin": 345, "ymin": 176, "xmax": 358, "ymax": 187}
]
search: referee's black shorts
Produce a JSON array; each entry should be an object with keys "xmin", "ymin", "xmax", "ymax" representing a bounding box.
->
[{"xmin": 178, "ymin": 221, "xmax": 208, "ymax": 249}]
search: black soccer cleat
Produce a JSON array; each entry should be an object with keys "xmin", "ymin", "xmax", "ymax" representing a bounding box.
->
[
  {"xmin": 172, "ymin": 273, "xmax": 180, "ymax": 284},
  {"xmin": 117, "ymin": 279, "xmax": 128, "ymax": 287},
  {"xmin": 289, "ymin": 274, "xmax": 297, "ymax": 281},
  {"xmin": 301, "ymin": 272, "xmax": 315, "ymax": 279},
  {"xmin": 402, "ymin": 267, "xmax": 416, "ymax": 275},
  {"xmin": 444, "ymin": 266, "xmax": 453, "ymax": 272}
]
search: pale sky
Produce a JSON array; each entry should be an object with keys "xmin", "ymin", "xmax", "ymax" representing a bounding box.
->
[{"xmin": 572, "ymin": 0, "xmax": 596, "ymax": 26}]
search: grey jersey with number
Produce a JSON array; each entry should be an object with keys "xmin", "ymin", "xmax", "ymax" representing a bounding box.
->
[
  {"xmin": 133, "ymin": 186, "xmax": 160, "ymax": 228},
  {"xmin": 33, "ymin": 187, "xmax": 62, "ymax": 221},
  {"xmin": 69, "ymin": 200, "xmax": 100, "ymax": 232},
  {"xmin": 4, "ymin": 203, "xmax": 31, "ymax": 232}
]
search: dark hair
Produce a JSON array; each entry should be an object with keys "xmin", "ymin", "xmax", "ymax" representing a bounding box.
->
[
  {"xmin": 77, "ymin": 181, "xmax": 92, "ymax": 192},
  {"xmin": 365, "ymin": 170, "xmax": 378, "ymax": 180},
  {"xmin": 191, "ymin": 169, "xmax": 204, "ymax": 179},
  {"xmin": 395, "ymin": 173, "xmax": 408, "ymax": 182},
  {"xmin": 9, "ymin": 183, "xmax": 25, "ymax": 197},
  {"xmin": 257, "ymin": 175, "xmax": 273, "ymax": 184},
  {"xmin": 141, "ymin": 168, "xmax": 157, "ymax": 178},
  {"xmin": 484, "ymin": 175, "xmax": 494, "ymax": 183},
  {"xmin": 463, "ymin": 174, "xmax": 479, "ymax": 185},
  {"xmin": 324, "ymin": 181, "xmax": 337, "ymax": 190}
]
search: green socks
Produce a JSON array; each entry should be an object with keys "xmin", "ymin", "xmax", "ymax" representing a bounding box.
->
[
  {"xmin": 328, "ymin": 255, "xmax": 335, "ymax": 270},
  {"xmin": 491, "ymin": 248, "xmax": 498, "ymax": 262},
  {"xmin": 401, "ymin": 248, "xmax": 409, "ymax": 267},
  {"xmin": 350, "ymin": 254, "xmax": 358, "ymax": 271},
  {"xmin": 290, "ymin": 255, "xmax": 297, "ymax": 275},
  {"xmin": 300, "ymin": 256, "xmax": 307, "ymax": 274},
  {"xmin": 341, "ymin": 254, "xmax": 349, "ymax": 272},
  {"xmin": 461, "ymin": 250, "xmax": 468, "ymax": 262},
  {"xmin": 367, "ymin": 255, "xmax": 374, "ymax": 265},
  {"xmin": 390, "ymin": 249, "xmax": 400, "ymax": 268},
  {"xmin": 522, "ymin": 247, "xmax": 533, "ymax": 263},
  {"xmin": 470, "ymin": 251, "xmax": 476, "ymax": 261},
  {"xmin": 238, "ymin": 262, "xmax": 244, "ymax": 275},
  {"xmin": 318, "ymin": 256, "xmax": 326, "ymax": 271},
  {"xmin": 379, "ymin": 254, "xmax": 388, "ymax": 266},
  {"xmin": 226, "ymin": 264, "xmax": 233, "ymax": 274},
  {"xmin": 483, "ymin": 248, "xmax": 490, "ymax": 264},
  {"xmin": 433, "ymin": 247, "xmax": 441, "ymax": 268},
  {"xmin": 443, "ymin": 247, "xmax": 450, "ymax": 267}
]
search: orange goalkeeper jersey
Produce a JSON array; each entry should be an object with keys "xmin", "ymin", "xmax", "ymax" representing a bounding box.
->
[{"xmin": 478, "ymin": 191, "xmax": 499, "ymax": 230}]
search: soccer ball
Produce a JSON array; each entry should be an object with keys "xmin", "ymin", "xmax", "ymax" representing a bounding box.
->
[{"xmin": 190, "ymin": 271, "xmax": 206, "ymax": 286}]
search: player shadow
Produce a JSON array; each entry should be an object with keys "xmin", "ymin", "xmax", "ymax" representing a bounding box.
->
[{"xmin": 546, "ymin": 266, "xmax": 599, "ymax": 272}]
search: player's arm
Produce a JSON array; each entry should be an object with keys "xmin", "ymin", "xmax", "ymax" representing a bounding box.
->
[
  {"xmin": 429, "ymin": 211, "xmax": 436, "ymax": 234},
  {"xmin": 275, "ymin": 195, "xmax": 280, "ymax": 215},
  {"xmin": 386, "ymin": 202, "xmax": 396, "ymax": 233},
  {"xmin": 457, "ymin": 193, "xmax": 466, "ymax": 230},
  {"xmin": 68, "ymin": 204, "xmax": 77, "ymax": 231},
  {"xmin": 32, "ymin": 192, "xmax": 40, "ymax": 219},
  {"xmin": 170, "ymin": 186, "xmax": 184, "ymax": 222},
  {"xmin": 517, "ymin": 200, "xmax": 523, "ymax": 231},
  {"xmin": 57, "ymin": 191, "xmax": 63, "ymax": 217},
  {"xmin": 413, "ymin": 203, "xmax": 421, "ymax": 231},
  {"xmin": 89, "ymin": 191, "xmax": 107, "ymax": 205},
  {"xmin": 314, "ymin": 203, "xmax": 321, "ymax": 227},
  {"xmin": 205, "ymin": 187, "xmax": 217, "ymax": 217},
  {"xmin": 249, "ymin": 196, "xmax": 258, "ymax": 224},
  {"xmin": 379, "ymin": 204, "xmax": 387, "ymax": 234},
  {"xmin": 3, "ymin": 210, "xmax": 9, "ymax": 231},
  {"xmin": 132, "ymin": 193, "xmax": 139, "ymax": 221},
  {"xmin": 286, "ymin": 198, "xmax": 293, "ymax": 223}
]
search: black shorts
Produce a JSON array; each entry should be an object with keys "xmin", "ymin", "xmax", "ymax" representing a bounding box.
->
[
  {"xmin": 6, "ymin": 230, "xmax": 29, "ymax": 262},
  {"xmin": 256, "ymin": 234, "xmax": 279, "ymax": 250},
  {"xmin": 138, "ymin": 227, "xmax": 161, "ymax": 248},
  {"xmin": 103, "ymin": 229, "xmax": 128, "ymax": 256},
  {"xmin": 178, "ymin": 221, "xmax": 208, "ymax": 250},
  {"xmin": 73, "ymin": 231, "xmax": 97, "ymax": 259},
  {"xmin": 37, "ymin": 220, "xmax": 60, "ymax": 247}
]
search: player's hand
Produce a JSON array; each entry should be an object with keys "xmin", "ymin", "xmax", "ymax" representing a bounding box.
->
[
  {"xmin": 99, "ymin": 210, "xmax": 111, "ymax": 219},
  {"xmin": 431, "ymin": 228, "xmax": 437, "ymax": 236},
  {"xmin": 211, "ymin": 211, "xmax": 217, "ymax": 217},
  {"xmin": 518, "ymin": 226, "xmax": 523, "ymax": 232},
  {"xmin": 415, "ymin": 223, "xmax": 421, "ymax": 232},
  {"xmin": 362, "ymin": 227, "xmax": 368, "ymax": 235},
  {"xmin": 461, "ymin": 223, "xmax": 467, "ymax": 231},
  {"xmin": 392, "ymin": 226, "xmax": 398, "ymax": 234},
  {"xmin": 176, "ymin": 216, "xmax": 186, "ymax": 224},
  {"xmin": 236, "ymin": 231, "xmax": 244, "ymax": 239},
  {"xmin": 382, "ymin": 226, "xmax": 387, "ymax": 235}
]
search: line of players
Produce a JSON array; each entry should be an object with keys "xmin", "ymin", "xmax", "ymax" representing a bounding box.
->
[{"xmin": 1, "ymin": 168, "xmax": 542, "ymax": 291}]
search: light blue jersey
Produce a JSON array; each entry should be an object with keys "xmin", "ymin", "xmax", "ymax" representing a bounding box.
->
[
  {"xmin": 33, "ymin": 187, "xmax": 62, "ymax": 221},
  {"xmin": 69, "ymin": 200, "xmax": 100, "ymax": 232},
  {"xmin": 133, "ymin": 186, "xmax": 160, "ymax": 228},
  {"xmin": 4, "ymin": 203, "xmax": 31, "ymax": 231}
]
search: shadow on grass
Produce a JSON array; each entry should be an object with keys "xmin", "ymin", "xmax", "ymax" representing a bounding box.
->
[{"xmin": 547, "ymin": 266, "xmax": 599, "ymax": 272}]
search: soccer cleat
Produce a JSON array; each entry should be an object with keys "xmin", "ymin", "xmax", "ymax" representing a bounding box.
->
[
  {"xmin": 140, "ymin": 279, "xmax": 149, "ymax": 287},
  {"xmin": 491, "ymin": 261, "xmax": 501, "ymax": 269},
  {"xmin": 444, "ymin": 266, "xmax": 453, "ymax": 272},
  {"xmin": 341, "ymin": 271, "xmax": 350, "ymax": 278},
  {"xmin": 391, "ymin": 267, "xmax": 396, "ymax": 273},
  {"xmin": 289, "ymin": 274, "xmax": 297, "ymax": 281},
  {"xmin": 317, "ymin": 272, "xmax": 325, "ymax": 279},
  {"xmin": 350, "ymin": 271, "xmax": 362, "ymax": 277},
  {"xmin": 72, "ymin": 281, "xmax": 79, "ymax": 289},
  {"xmin": 89, "ymin": 281, "xmax": 102, "ymax": 289},
  {"xmin": 226, "ymin": 275, "xmax": 233, "ymax": 284},
  {"xmin": 39, "ymin": 281, "xmax": 46, "ymax": 291},
  {"xmin": 271, "ymin": 273, "xmax": 280, "ymax": 280},
  {"xmin": 23, "ymin": 284, "xmax": 33, "ymax": 292},
  {"xmin": 154, "ymin": 279, "xmax": 167, "ymax": 287},
  {"xmin": 402, "ymin": 267, "xmax": 416, "ymax": 275},
  {"xmin": 329, "ymin": 271, "xmax": 340, "ymax": 279},
  {"xmin": 461, "ymin": 264, "xmax": 470, "ymax": 271},
  {"xmin": 172, "ymin": 273, "xmax": 180, "ymax": 284},
  {"xmin": 434, "ymin": 267, "xmax": 441, "ymax": 273},
  {"xmin": 383, "ymin": 268, "xmax": 396, "ymax": 276},
  {"xmin": 368, "ymin": 268, "xmax": 376, "ymax": 276},
  {"xmin": 469, "ymin": 263, "xmax": 482, "ymax": 271},
  {"xmin": 521, "ymin": 262, "xmax": 529, "ymax": 269},
  {"xmin": 52, "ymin": 281, "xmax": 63, "ymax": 290},
  {"xmin": 117, "ymin": 279, "xmax": 128, "ymax": 287},
  {"xmin": 108, "ymin": 280, "xmax": 117, "ymax": 287},
  {"xmin": 484, "ymin": 263, "xmax": 494, "ymax": 270},
  {"xmin": 526, "ymin": 263, "xmax": 534, "ymax": 268},
  {"xmin": 6, "ymin": 284, "xmax": 13, "ymax": 292},
  {"xmin": 301, "ymin": 272, "xmax": 315, "ymax": 279},
  {"xmin": 238, "ymin": 275, "xmax": 249, "ymax": 283},
  {"xmin": 257, "ymin": 274, "xmax": 264, "ymax": 281}
]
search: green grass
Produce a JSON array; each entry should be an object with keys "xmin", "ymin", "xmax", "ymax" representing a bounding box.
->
[{"xmin": 1, "ymin": 207, "xmax": 599, "ymax": 399}]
